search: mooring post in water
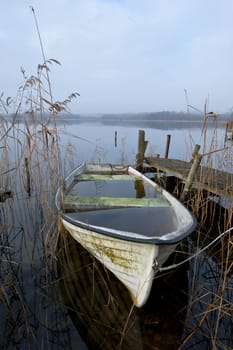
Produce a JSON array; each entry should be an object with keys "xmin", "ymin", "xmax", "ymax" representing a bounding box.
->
[
  {"xmin": 164, "ymin": 134, "xmax": 171, "ymax": 159},
  {"xmin": 115, "ymin": 131, "xmax": 117, "ymax": 147},
  {"xmin": 136, "ymin": 130, "xmax": 148, "ymax": 172},
  {"xmin": 24, "ymin": 157, "xmax": 31, "ymax": 196},
  {"xmin": 180, "ymin": 151, "xmax": 202, "ymax": 201}
]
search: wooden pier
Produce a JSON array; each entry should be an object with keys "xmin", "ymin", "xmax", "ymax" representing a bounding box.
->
[
  {"xmin": 145, "ymin": 156, "xmax": 233, "ymax": 200},
  {"xmin": 136, "ymin": 130, "xmax": 233, "ymax": 201}
]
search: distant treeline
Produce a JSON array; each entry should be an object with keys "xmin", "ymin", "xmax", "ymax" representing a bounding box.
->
[
  {"xmin": 65, "ymin": 111, "xmax": 232, "ymax": 123},
  {"xmin": 53, "ymin": 111, "xmax": 231, "ymax": 130},
  {"xmin": 2, "ymin": 110, "xmax": 232, "ymax": 125},
  {"xmin": 100, "ymin": 111, "xmax": 231, "ymax": 122}
]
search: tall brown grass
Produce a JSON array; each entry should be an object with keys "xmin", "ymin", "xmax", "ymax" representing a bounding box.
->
[
  {"xmin": 0, "ymin": 60, "xmax": 80, "ymax": 348},
  {"xmin": 176, "ymin": 110, "xmax": 233, "ymax": 349}
]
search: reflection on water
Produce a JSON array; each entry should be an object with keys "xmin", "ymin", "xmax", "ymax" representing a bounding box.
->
[
  {"xmin": 70, "ymin": 178, "xmax": 162, "ymax": 199},
  {"xmin": 56, "ymin": 230, "xmax": 188, "ymax": 349}
]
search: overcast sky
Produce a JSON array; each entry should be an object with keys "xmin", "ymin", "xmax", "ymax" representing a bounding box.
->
[{"xmin": 1, "ymin": 0, "xmax": 233, "ymax": 114}]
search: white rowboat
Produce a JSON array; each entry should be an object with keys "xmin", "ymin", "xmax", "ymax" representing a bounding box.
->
[{"xmin": 55, "ymin": 163, "xmax": 196, "ymax": 307}]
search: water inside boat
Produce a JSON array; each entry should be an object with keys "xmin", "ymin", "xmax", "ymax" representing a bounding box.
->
[
  {"xmin": 69, "ymin": 176, "xmax": 163, "ymax": 200},
  {"xmin": 66, "ymin": 174, "xmax": 179, "ymax": 237},
  {"xmin": 68, "ymin": 207, "xmax": 178, "ymax": 236}
]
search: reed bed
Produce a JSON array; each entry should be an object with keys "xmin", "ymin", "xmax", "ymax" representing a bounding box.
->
[
  {"xmin": 0, "ymin": 63, "xmax": 233, "ymax": 349},
  {"xmin": 176, "ymin": 111, "xmax": 233, "ymax": 349},
  {"xmin": 0, "ymin": 61, "xmax": 80, "ymax": 349}
]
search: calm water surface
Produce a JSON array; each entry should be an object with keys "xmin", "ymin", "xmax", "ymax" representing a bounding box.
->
[
  {"xmin": 58, "ymin": 120, "xmax": 226, "ymax": 166},
  {"xmin": 1, "ymin": 118, "xmax": 232, "ymax": 349}
]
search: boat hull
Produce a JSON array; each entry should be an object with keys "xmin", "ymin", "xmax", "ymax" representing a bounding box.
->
[{"xmin": 61, "ymin": 218, "xmax": 176, "ymax": 307}]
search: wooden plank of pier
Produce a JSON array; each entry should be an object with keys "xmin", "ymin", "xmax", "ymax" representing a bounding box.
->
[{"xmin": 145, "ymin": 156, "xmax": 233, "ymax": 200}]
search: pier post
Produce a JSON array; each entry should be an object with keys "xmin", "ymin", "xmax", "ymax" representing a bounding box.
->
[
  {"xmin": 136, "ymin": 130, "xmax": 148, "ymax": 172},
  {"xmin": 164, "ymin": 134, "xmax": 171, "ymax": 159},
  {"xmin": 115, "ymin": 131, "xmax": 117, "ymax": 147},
  {"xmin": 180, "ymin": 152, "xmax": 202, "ymax": 201},
  {"xmin": 190, "ymin": 144, "xmax": 201, "ymax": 163}
]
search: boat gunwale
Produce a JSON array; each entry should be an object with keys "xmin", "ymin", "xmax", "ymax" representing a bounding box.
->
[{"xmin": 60, "ymin": 212, "xmax": 196, "ymax": 245}]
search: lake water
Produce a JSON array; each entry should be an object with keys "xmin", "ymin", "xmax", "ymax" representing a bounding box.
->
[
  {"xmin": 58, "ymin": 119, "xmax": 226, "ymax": 166},
  {"xmin": 1, "ymin": 117, "xmax": 233, "ymax": 349}
]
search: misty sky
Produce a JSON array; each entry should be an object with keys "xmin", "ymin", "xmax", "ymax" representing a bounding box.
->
[{"xmin": 1, "ymin": 0, "xmax": 233, "ymax": 114}]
